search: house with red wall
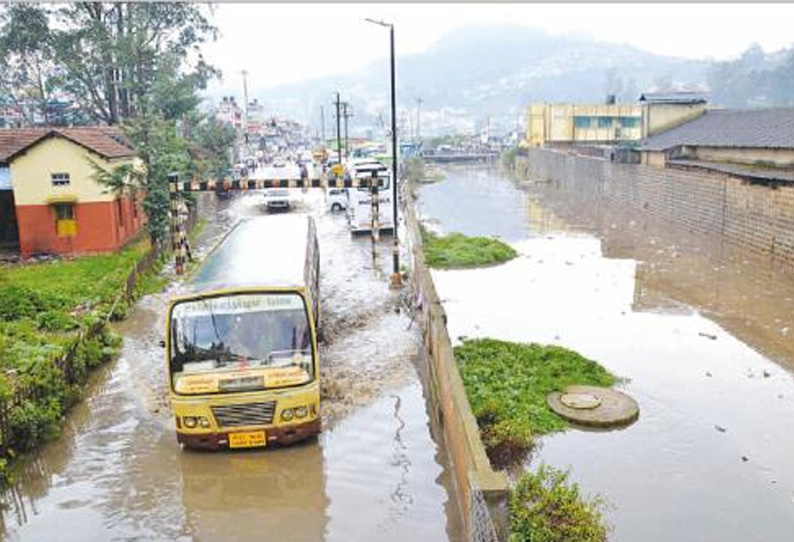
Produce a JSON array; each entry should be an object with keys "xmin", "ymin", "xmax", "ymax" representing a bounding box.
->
[{"xmin": 0, "ymin": 126, "xmax": 144, "ymax": 256}]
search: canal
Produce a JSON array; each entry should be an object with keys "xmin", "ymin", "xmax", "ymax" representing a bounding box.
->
[
  {"xmin": 0, "ymin": 191, "xmax": 461, "ymax": 542},
  {"xmin": 418, "ymin": 165, "xmax": 794, "ymax": 542}
]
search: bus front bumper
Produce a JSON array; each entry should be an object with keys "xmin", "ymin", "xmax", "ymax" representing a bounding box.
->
[{"xmin": 177, "ymin": 419, "xmax": 321, "ymax": 450}]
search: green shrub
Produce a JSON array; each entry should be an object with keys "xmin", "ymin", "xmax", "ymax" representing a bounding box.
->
[
  {"xmin": 0, "ymin": 285, "xmax": 49, "ymax": 321},
  {"xmin": 421, "ymin": 227, "xmax": 517, "ymax": 269},
  {"xmin": 510, "ymin": 464, "xmax": 609, "ymax": 542},
  {"xmin": 36, "ymin": 310, "xmax": 78, "ymax": 332},
  {"xmin": 455, "ymin": 339, "xmax": 614, "ymax": 465},
  {"xmin": 9, "ymin": 398, "xmax": 63, "ymax": 452}
]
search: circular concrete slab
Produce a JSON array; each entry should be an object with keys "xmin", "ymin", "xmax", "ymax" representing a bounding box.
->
[
  {"xmin": 548, "ymin": 385, "xmax": 639, "ymax": 428},
  {"xmin": 560, "ymin": 392, "xmax": 601, "ymax": 410}
]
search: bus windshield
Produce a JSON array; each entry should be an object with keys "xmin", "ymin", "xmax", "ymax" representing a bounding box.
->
[{"xmin": 169, "ymin": 292, "xmax": 313, "ymax": 395}]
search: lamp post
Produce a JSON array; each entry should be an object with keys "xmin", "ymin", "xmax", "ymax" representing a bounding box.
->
[{"xmin": 365, "ymin": 18, "xmax": 401, "ymax": 288}]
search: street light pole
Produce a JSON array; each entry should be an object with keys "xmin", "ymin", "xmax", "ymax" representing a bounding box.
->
[{"xmin": 365, "ymin": 18, "xmax": 401, "ymax": 288}]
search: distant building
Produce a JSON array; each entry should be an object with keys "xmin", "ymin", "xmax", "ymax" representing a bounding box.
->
[
  {"xmin": 525, "ymin": 103, "xmax": 643, "ymax": 147},
  {"xmin": 0, "ymin": 126, "xmax": 144, "ymax": 256},
  {"xmin": 638, "ymin": 92, "xmax": 709, "ymax": 137},
  {"xmin": 216, "ymin": 96, "xmax": 243, "ymax": 131},
  {"xmin": 641, "ymin": 108, "xmax": 794, "ymax": 176},
  {"xmin": 524, "ymin": 92, "xmax": 709, "ymax": 148}
]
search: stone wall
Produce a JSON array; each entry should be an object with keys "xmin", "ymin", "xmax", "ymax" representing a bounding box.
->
[
  {"xmin": 404, "ymin": 191, "xmax": 510, "ymax": 541},
  {"xmin": 517, "ymin": 149, "xmax": 794, "ymax": 267}
]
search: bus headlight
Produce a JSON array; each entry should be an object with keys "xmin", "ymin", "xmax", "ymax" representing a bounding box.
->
[
  {"xmin": 280, "ymin": 409, "xmax": 294, "ymax": 421},
  {"xmin": 182, "ymin": 416, "xmax": 210, "ymax": 429},
  {"xmin": 295, "ymin": 406, "xmax": 308, "ymax": 419}
]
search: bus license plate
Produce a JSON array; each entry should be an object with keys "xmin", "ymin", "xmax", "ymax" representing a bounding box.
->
[{"xmin": 229, "ymin": 430, "xmax": 267, "ymax": 449}]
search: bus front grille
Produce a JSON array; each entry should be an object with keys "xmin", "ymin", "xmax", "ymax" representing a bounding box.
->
[{"xmin": 211, "ymin": 401, "xmax": 276, "ymax": 428}]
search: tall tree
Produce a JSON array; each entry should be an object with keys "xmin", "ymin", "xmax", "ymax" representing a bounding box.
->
[
  {"xmin": 0, "ymin": 2, "xmax": 219, "ymax": 125},
  {"xmin": 0, "ymin": 4, "xmax": 56, "ymax": 125}
]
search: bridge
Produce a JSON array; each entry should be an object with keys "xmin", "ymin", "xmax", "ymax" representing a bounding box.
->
[{"xmin": 422, "ymin": 151, "xmax": 499, "ymax": 164}]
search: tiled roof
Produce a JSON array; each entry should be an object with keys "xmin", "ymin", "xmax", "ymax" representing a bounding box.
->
[
  {"xmin": 669, "ymin": 159, "xmax": 794, "ymax": 184},
  {"xmin": 643, "ymin": 108, "xmax": 794, "ymax": 151},
  {"xmin": 639, "ymin": 92, "xmax": 709, "ymax": 104},
  {"xmin": 0, "ymin": 126, "xmax": 135, "ymax": 163}
]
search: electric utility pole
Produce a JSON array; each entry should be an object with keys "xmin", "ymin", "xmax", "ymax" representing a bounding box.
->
[
  {"xmin": 241, "ymin": 70, "xmax": 249, "ymax": 143},
  {"xmin": 341, "ymin": 102, "xmax": 352, "ymax": 158},
  {"xmin": 334, "ymin": 92, "xmax": 342, "ymax": 164},
  {"xmin": 415, "ymin": 97, "xmax": 423, "ymax": 141}
]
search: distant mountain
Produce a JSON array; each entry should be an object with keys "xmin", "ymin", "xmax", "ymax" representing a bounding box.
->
[
  {"xmin": 707, "ymin": 43, "xmax": 794, "ymax": 107},
  {"xmin": 224, "ymin": 25, "xmax": 713, "ymax": 134}
]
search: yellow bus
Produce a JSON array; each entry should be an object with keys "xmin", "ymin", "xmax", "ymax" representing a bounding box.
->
[{"xmin": 166, "ymin": 215, "xmax": 321, "ymax": 450}]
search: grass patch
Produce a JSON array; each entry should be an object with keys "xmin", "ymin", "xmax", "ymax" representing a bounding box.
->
[
  {"xmin": 0, "ymin": 240, "xmax": 149, "ymax": 319},
  {"xmin": 455, "ymin": 338, "xmax": 614, "ymax": 466},
  {"xmin": 0, "ymin": 240, "xmax": 151, "ymax": 481},
  {"xmin": 510, "ymin": 464, "xmax": 610, "ymax": 542},
  {"xmin": 421, "ymin": 225, "xmax": 516, "ymax": 269}
]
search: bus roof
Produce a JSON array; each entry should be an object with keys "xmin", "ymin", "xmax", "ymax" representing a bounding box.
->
[{"xmin": 186, "ymin": 215, "xmax": 312, "ymax": 294}]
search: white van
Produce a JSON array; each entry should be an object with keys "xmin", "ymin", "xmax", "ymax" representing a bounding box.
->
[{"xmin": 346, "ymin": 173, "xmax": 394, "ymax": 233}]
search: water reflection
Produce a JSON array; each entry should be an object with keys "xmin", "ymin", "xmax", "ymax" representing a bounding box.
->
[
  {"xmin": 420, "ymin": 166, "xmax": 794, "ymax": 542},
  {"xmin": 179, "ymin": 440, "xmax": 328, "ymax": 542}
]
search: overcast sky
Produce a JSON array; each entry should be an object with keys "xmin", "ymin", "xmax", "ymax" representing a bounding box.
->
[{"xmin": 203, "ymin": 3, "xmax": 794, "ymax": 94}]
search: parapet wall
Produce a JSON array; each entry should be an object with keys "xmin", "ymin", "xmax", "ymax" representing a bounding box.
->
[
  {"xmin": 517, "ymin": 149, "xmax": 794, "ymax": 268},
  {"xmin": 404, "ymin": 191, "xmax": 510, "ymax": 541}
]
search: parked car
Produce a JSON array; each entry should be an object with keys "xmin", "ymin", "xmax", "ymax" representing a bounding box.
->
[
  {"xmin": 273, "ymin": 158, "xmax": 287, "ymax": 168},
  {"xmin": 263, "ymin": 188, "xmax": 292, "ymax": 211},
  {"xmin": 326, "ymin": 188, "xmax": 348, "ymax": 213}
]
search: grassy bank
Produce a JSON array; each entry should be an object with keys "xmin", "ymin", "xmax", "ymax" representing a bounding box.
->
[
  {"xmin": 454, "ymin": 338, "xmax": 615, "ymax": 465},
  {"xmin": 0, "ymin": 240, "xmax": 153, "ymax": 480},
  {"xmin": 455, "ymin": 338, "xmax": 614, "ymax": 541},
  {"xmin": 510, "ymin": 464, "xmax": 609, "ymax": 542},
  {"xmin": 421, "ymin": 226, "xmax": 517, "ymax": 269}
]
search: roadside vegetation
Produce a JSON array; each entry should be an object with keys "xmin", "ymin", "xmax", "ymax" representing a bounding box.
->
[
  {"xmin": 501, "ymin": 145, "xmax": 519, "ymax": 169},
  {"xmin": 0, "ymin": 240, "xmax": 159, "ymax": 481},
  {"xmin": 455, "ymin": 339, "xmax": 614, "ymax": 541},
  {"xmin": 454, "ymin": 338, "xmax": 614, "ymax": 466},
  {"xmin": 509, "ymin": 464, "xmax": 610, "ymax": 542},
  {"xmin": 421, "ymin": 225, "xmax": 517, "ymax": 269}
]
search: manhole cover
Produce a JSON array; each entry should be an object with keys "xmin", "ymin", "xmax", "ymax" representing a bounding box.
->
[
  {"xmin": 560, "ymin": 392, "xmax": 601, "ymax": 410},
  {"xmin": 547, "ymin": 385, "xmax": 639, "ymax": 428}
]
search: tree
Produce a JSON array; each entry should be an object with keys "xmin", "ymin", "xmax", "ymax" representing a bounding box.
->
[
  {"xmin": 3, "ymin": 3, "xmax": 227, "ymax": 246},
  {"xmin": 0, "ymin": 4, "xmax": 56, "ymax": 125},
  {"xmin": 49, "ymin": 2, "xmax": 217, "ymax": 124}
]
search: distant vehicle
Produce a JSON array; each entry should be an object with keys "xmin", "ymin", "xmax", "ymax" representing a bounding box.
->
[
  {"xmin": 263, "ymin": 188, "xmax": 292, "ymax": 211},
  {"xmin": 166, "ymin": 215, "xmax": 321, "ymax": 450},
  {"xmin": 326, "ymin": 188, "xmax": 348, "ymax": 213},
  {"xmin": 347, "ymin": 173, "xmax": 394, "ymax": 233},
  {"xmin": 346, "ymin": 158, "xmax": 387, "ymax": 178},
  {"xmin": 273, "ymin": 159, "xmax": 287, "ymax": 168}
]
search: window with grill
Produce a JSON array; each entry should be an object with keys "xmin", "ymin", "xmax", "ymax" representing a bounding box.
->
[
  {"xmin": 54, "ymin": 203, "xmax": 77, "ymax": 237},
  {"xmin": 573, "ymin": 116, "xmax": 592, "ymax": 129},
  {"xmin": 598, "ymin": 117, "xmax": 613, "ymax": 128},
  {"xmin": 620, "ymin": 117, "xmax": 640, "ymax": 128},
  {"xmin": 55, "ymin": 203, "xmax": 74, "ymax": 220},
  {"xmin": 51, "ymin": 172, "xmax": 70, "ymax": 187}
]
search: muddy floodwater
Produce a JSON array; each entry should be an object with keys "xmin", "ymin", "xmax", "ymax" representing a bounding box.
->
[
  {"xmin": 419, "ymin": 166, "xmax": 794, "ymax": 542},
  {"xmin": 0, "ymin": 192, "xmax": 460, "ymax": 542}
]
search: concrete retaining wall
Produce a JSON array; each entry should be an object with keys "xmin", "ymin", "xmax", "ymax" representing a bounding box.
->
[
  {"xmin": 516, "ymin": 149, "xmax": 794, "ymax": 268},
  {"xmin": 404, "ymin": 191, "xmax": 510, "ymax": 541}
]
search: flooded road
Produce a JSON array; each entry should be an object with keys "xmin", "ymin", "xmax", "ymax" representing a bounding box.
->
[
  {"xmin": 419, "ymin": 166, "xmax": 794, "ymax": 542},
  {"xmin": 0, "ymin": 191, "xmax": 460, "ymax": 541}
]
